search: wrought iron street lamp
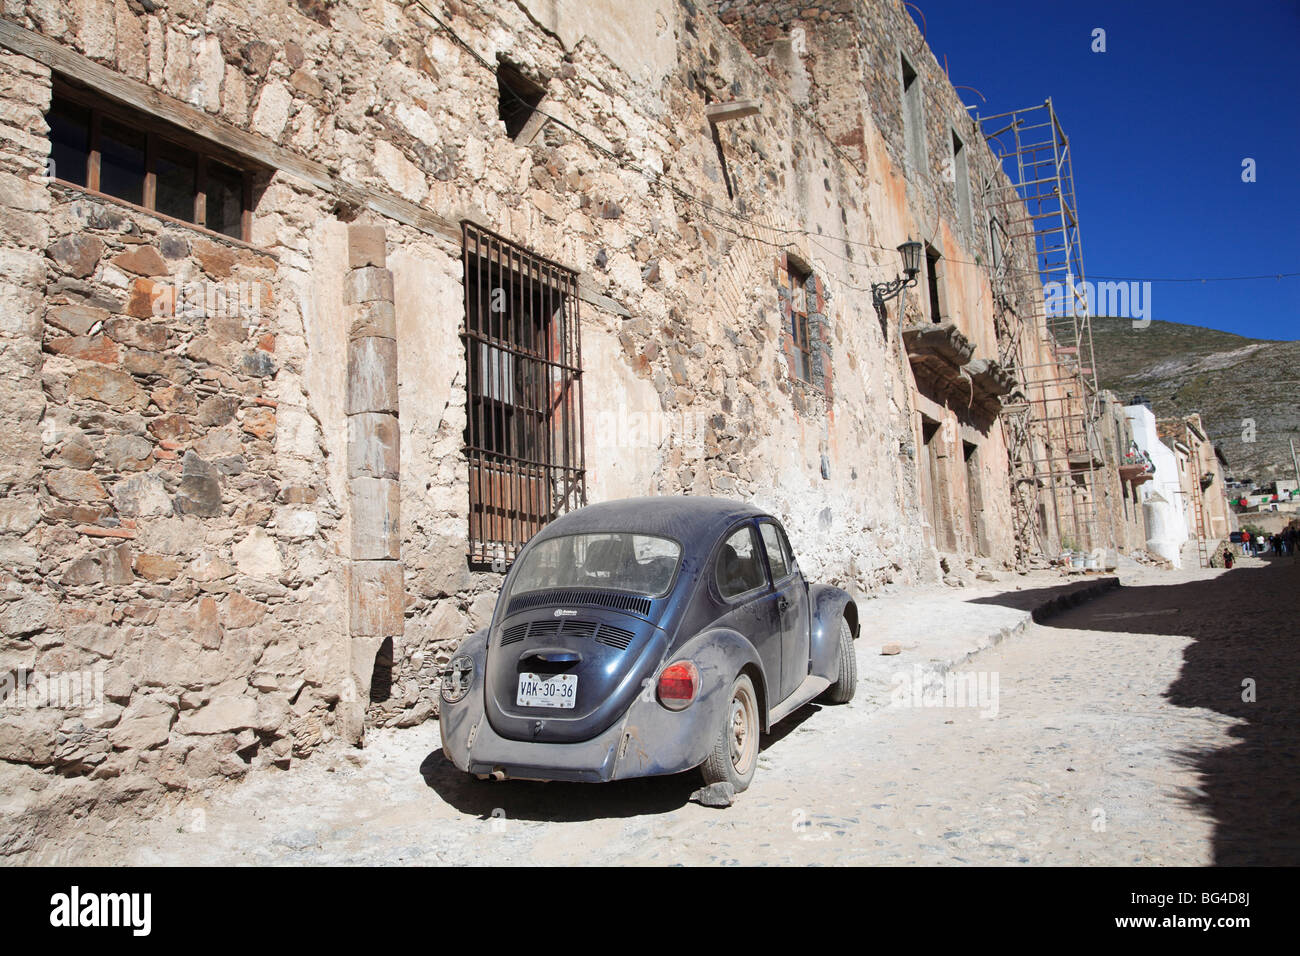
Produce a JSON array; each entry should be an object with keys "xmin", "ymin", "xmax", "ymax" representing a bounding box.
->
[{"xmin": 871, "ymin": 238, "xmax": 923, "ymax": 309}]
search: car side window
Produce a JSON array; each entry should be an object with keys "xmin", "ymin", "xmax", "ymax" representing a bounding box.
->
[
  {"xmin": 759, "ymin": 521, "xmax": 789, "ymax": 581},
  {"xmin": 778, "ymin": 524, "xmax": 799, "ymax": 575},
  {"xmin": 716, "ymin": 525, "xmax": 768, "ymax": 599}
]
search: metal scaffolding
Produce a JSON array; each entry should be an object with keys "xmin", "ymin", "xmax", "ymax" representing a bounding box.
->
[{"xmin": 977, "ymin": 99, "xmax": 1112, "ymax": 562}]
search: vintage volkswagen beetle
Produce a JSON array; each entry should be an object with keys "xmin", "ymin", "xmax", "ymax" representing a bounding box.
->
[{"xmin": 438, "ymin": 496, "xmax": 859, "ymax": 793}]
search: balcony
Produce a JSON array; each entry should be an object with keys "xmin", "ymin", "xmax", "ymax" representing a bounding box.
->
[
  {"xmin": 966, "ymin": 358, "xmax": 1017, "ymax": 416},
  {"xmin": 1118, "ymin": 448, "xmax": 1155, "ymax": 484},
  {"xmin": 903, "ymin": 322, "xmax": 975, "ymax": 403}
]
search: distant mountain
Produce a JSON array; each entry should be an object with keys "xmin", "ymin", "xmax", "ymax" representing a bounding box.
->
[{"xmin": 1089, "ymin": 317, "xmax": 1300, "ymax": 483}]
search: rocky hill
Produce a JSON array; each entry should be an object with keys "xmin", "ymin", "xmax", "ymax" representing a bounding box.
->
[{"xmin": 1089, "ymin": 317, "xmax": 1300, "ymax": 483}]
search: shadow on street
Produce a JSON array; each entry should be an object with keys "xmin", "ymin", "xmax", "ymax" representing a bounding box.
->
[{"xmin": 972, "ymin": 558, "xmax": 1300, "ymax": 865}]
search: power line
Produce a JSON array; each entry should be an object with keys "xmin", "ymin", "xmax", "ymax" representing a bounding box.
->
[{"xmin": 1088, "ymin": 272, "xmax": 1300, "ymax": 284}]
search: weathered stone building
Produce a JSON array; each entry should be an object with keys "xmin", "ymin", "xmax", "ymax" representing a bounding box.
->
[{"xmin": 0, "ymin": 0, "xmax": 1113, "ymax": 839}]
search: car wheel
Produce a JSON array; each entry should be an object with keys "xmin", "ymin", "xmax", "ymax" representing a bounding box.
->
[
  {"xmin": 700, "ymin": 673, "xmax": 759, "ymax": 792},
  {"xmin": 819, "ymin": 617, "xmax": 857, "ymax": 704}
]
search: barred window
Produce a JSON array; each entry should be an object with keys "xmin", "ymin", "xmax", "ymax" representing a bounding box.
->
[{"xmin": 462, "ymin": 223, "xmax": 585, "ymax": 566}]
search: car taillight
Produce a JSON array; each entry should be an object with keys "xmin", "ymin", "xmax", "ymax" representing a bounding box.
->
[
  {"xmin": 440, "ymin": 656, "xmax": 474, "ymax": 704},
  {"xmin": 657, "ymin": 660, "xmax": 699, "ymax": 710}
]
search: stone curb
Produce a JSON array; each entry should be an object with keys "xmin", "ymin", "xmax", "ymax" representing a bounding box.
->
[
  {"xmin": 1027, "ymin": 575, "xmax": 1121, "ymax": 624},
  {"xmin": 853, "ymin": 575, "xmax": 1122, "ymax": 713}
]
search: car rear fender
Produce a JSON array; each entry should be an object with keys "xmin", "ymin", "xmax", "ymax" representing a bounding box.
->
[
  {"xmin": 437, "ymin": 628, "xmax": 489, "ymax": 772},
  {"xmin": 808, "ymin": 584, "xmax": 858, "ymax": 682},
  {"xmin": 614, "ymin": 626, "xmax": 768, "ymax": 777}
]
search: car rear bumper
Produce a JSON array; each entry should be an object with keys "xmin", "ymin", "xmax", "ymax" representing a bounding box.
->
[{"xmin": 461, "ymin": 714, "xmax": 627, "ymax": 783}]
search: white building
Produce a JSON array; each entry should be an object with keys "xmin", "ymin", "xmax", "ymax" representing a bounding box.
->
[{"xmin": 1125, "ymin": 403, "xmax": 1187, "ymax": 567}]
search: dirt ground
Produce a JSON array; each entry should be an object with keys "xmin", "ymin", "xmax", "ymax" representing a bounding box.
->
[{"xmin": 18, "ymin": 554, "xmax": 1299, "ymax": 866}]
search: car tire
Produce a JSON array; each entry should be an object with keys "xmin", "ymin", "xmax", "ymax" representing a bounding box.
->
[
  {"xmin": 699, "ymin": 672, "xmax": 759, "ymax": 792},
  {"xmin": 819, "ymin": 617, "xmax": 857, "ymax": 704}
]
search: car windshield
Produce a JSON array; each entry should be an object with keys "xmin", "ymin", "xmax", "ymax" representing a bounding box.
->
[{"xmin": 509, "ymin": 533, "xmax": 682, "ymax": 598}]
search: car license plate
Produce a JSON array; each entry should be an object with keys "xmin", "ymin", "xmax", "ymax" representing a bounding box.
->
[{"xmin": 516, "ymin": 673, "xmax": 577, "ymax": 709}]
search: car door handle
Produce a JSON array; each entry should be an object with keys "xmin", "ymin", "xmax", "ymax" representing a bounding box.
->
[{"xmin": 777, "ymin": 596, "xmax": 790, "ymax": 613}]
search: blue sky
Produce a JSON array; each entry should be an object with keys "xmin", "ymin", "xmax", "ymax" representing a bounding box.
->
[{"xmin": 908, "ymin": 0, "xmax": 1299, "ymax": 342}]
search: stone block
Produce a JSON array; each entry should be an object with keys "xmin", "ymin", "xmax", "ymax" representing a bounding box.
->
[
  {"xmin": 47, "ymin": 333, "xmax": 120, "ymax": 364},
  {"xmin": 345, "ymin": 266, "xmax": 394, "ymax": 305},
  {"xmin": 177, "ymin": 695, "xmax": 258, "ymax": 735},
  {"xmin": 46, "ymin": 468, "xmax": 107, "ymax": 502},
  {"xmin": 104, "ymin": 317, "xmax": 168, "ymax": 351},
  {"xmin": 233, "ymin": 528, "xmax": 282, "ymax": 577},
  {"xmin": 348, "ymin": 225, "xmax": 387, "ymax": 269},
  {"xmin": 48, "ymin": 234, "xmax": 104, "ymax": 278},
  {"xmin": 102, "ymin": 542, "xmax": 134, "ymax": 585},
  {"xmin": 348, "ymin": 299, "xmax": 396, "ymax": 340},
  {"xmin": 48, "ymin": 303, "xmax": 108, "ymax": 336},
  {"xmin": 102, "ymin": 434, "xmax": 154, "ymax": 472},
  {"xmin": 68, "ymin": 365, "xmax": 147, "ymax": 410},
  {"xmin": 175, "ymin": 451, "xmax": 223, "ymax": 517},
  {"xmin": 0, "ymin": 496, "xmax": 40, "ymax": 534},
  {"xmin": 125, "ymin": 277, "xmax": 172, "ymax": 318},
  {"xmin": 350, "ymin": 476, "xmax": 400, "ymax": 560},
  {"xmin": 110, "ymin": 697, "xmax": 175, "ymax": 751},
  {"xmin": 111, "ymin": 245, "xmax": 169, "ymax": 277},
  {"xmin": 0, "ymin": 592, "xmax": 55, "ymax": 637},
  {"xmin": 347, "ymin": 411, "xmax": 400, "ymax": 479},
  {"xmin": 349, "ymin": 559, "xmax": 405, "ymax": 638},
  {"xmin": 112, "ymin": 473, "xmax": 171, "ymax": 517},
  {"xmin": 241, "ymin": 406, "xmax": 275, "ymax": 439},
  {"xmin": 196, "ymin": 394, "xmax": 240, "ymax": 428},
  {"xmin": 346, "ymin": 336, "xmax": 398, "ymax": 414},
  {"xmin": 134, "ymin": 553, "xmax": 181, "ymax": 582}
]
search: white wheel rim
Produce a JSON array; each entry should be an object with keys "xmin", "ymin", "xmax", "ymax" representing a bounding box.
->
[{"xmin": 729, "ymin": 683, "xmax": 757, "ymax": 774}]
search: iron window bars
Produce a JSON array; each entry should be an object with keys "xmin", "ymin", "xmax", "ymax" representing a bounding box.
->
[{"xmin": 461, "ymin": 222, "xmax": 586, "ymax": 566}]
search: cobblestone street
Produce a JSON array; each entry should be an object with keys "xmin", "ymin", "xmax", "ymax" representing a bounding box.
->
[{"xmin": 26, "ymin": 556, "xmax": 1295, "ymax": 866}]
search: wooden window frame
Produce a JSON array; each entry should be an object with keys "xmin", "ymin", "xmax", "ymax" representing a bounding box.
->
[
  {"xmin": 48, "ymin": 79, "xmax": 257, "ymax": 242},
  {"xmin": 925, "ymin": 244, "xmax": 944, "ymax": 323},
  {"xmin": 788, "ymin": 260, "xmax": 813, "ymax": 383},
  {"xmin": 900, "ymin": 52, "xmax": 926, "ymax": 172},
  {"xmin": 951, "ymin": 128, "xmax": 971, "ymax": 235}
]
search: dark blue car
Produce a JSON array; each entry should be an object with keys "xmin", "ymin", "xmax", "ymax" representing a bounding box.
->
[{"xmin": 438, "ymin": 496, "xmax": 860, "ymax": 795}]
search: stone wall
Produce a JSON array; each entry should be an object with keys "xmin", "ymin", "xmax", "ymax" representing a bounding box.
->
[{"xmin": 0, "ymin": 0, "xmax": 1058, "ymax": 843}]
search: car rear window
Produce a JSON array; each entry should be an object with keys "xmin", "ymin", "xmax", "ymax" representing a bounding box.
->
[{"xmin": 509, "ymin": 533, "xmax": 681, "ymax": 598}]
